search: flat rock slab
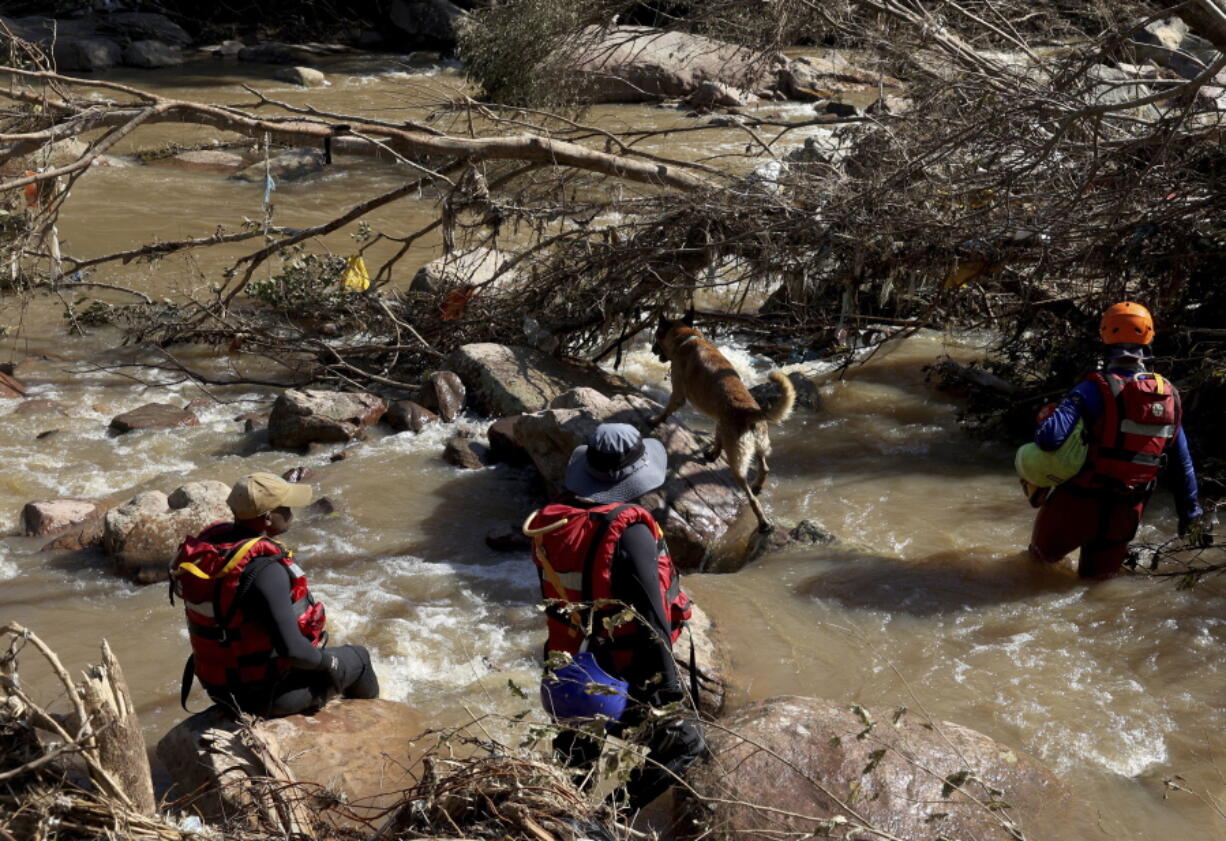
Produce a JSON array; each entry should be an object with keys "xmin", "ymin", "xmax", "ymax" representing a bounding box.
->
[
  {"xmin": 21, "ymin": 499, "xmax": 104, "ymax": 537},
  {"xmin": 268, "ymin": 389, "xmax": 386, "ymax": 449},
  {"xmin": 109, "ymin": 403, "xmax": 199, "ymax": 434},
  {"xmin": 683, "ymin": 695, "xmax": 1070, "ymax": 841},
  {"xmin": 448, "ymin": 343, "xmax": 638, "ymax": 417},
  {"xmin": 514, "ymin": 387, "xmax": 750, "ymax": 571},
  {"xmin": 157, "ymin": 698, "xmax": 433, "ymax": 826},
  {"xmin": 103, "ymin": 481, "xmax": 231, "ymax": 582}
]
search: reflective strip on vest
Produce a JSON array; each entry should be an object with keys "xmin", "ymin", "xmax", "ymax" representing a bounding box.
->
[
  {"xmin": 286, "ymin": 561, "xmax": 305, "ymax": 579},
  {"xmin": 1119, "ymin": 420, "xmax": 1174, "ymax": 438},
  {"xmin": 552, "ymin": 570, "xmax": 584, "ymax": 592},
  {"xmin": 184, "ymin": 599, "xmax": 215, "ymax": 619}
]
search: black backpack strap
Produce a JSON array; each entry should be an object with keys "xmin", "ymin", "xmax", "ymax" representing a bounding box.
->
[
  {"xmin": 580, "ymin": 505, "xmax": 634, "ymax": 602},
  {"xmin": 180, "ymin": 654, "xmax": 197, "ymax": 712},
  {"xmin": 214, "ymin": 554, "xmax": 281, "ymax": 635}
]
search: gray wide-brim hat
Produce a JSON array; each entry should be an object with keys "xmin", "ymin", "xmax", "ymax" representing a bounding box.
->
[{"xmin": 564, "ymin": 422, "xmax": 668, "ymax": 504}]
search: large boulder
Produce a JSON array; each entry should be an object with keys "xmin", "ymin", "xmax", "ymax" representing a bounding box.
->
[
  {"xmin": 21, "ymin": 499, "xmax": 104, "ymax": 537},
  {"xmin": 54, "ymin": 36, "xmax": 123, "ymax": 71},
  {"xmin": 447, "ymin": 343, "xmax": 637, "ymax": 417},
  {"xmin": 409, "ymin": 247, "xmax": 519, "ymax": 294},
  {"xmin": 233, "ymin": 149, "xmax": 327, "ymax": 183},
  {"xmin": 683, "ymin": 696, "xmax": 1069, "ymax": 841},
  {"xmin": 100, "ymin": 12, "xmax": 193, "ymax": 47},
  {"xmin": 566, "ymin": 27, "xmax": 767, "ymax": 103},
  {"xmin": 157, "ymin": 699, "xmax": 433, "ymax": 826},
  {"xmin": 102, "ymin": 481, "xmax": 232, "ymax": 582},
  {"xmin": 122, "ymin": 40, "xmax": 183, "ymax": 68},
  {"xmin": 513, "ymin": 387, "xmax": 750, "ymax": 570},
  {"xmin": 388, "ymin": 0, "xmax": 465, "ymax": 47},
  {"xmin": 109, "ymin": 403, "xmax": 199, "ymax": 434},
  {"xmin": 673, "ymin": 603, "xmax": 727, "ymax": 718},
  {"xmin": 268, "ymin": 389, "xmax": 386, "ymax": 449}
]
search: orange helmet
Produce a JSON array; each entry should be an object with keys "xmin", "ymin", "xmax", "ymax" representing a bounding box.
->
[{"xmin": 1100, "ymin": 302, "xmax": 1154, "ymax": 345}]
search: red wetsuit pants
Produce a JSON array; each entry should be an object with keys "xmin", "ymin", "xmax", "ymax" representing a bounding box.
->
[{"xmin": 1029, "ymin": 484, "xmax": 1148, "ymax": 579}]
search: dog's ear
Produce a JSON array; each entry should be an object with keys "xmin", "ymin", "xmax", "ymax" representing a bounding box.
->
[{"xmin": 682, "ymin": 308, "xmax": 695, "ymax": 326}]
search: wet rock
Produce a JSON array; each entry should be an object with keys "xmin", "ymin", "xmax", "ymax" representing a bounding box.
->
[
  {"xmin": 122, "ymin": 40, "xmax": 183, "ymax": 68},
  {"xmin": 41, "ymin": 517, "xmax": 105, "ymax": 553},
  {"xmin": 926, "ymin": 360, "xmax": 1020, "ymax": 399},
  {"xmin": 157, "ymin": 699, "xmax": 433, "ymax": 824},
  {"xmin": 268, "ymin": 389, "xmax": 386, "ymax": 449},
  {"xmin": 513, "ymin": 387, "xmax": 748, "ymax": 570},
  {"xmin": 103, "ymin": 481, "xmax": 232, "ymax": 582},
  {"xmin": 22, "ymin": 499, "xmax": 105, "ymax": 537},
  {"xmin": 109, "ymin": 403, "xmax": 200, "ymax": 434},
  {"xmin": 687, "ymin": 80, "xmax": 752, "ymax": 110},
  {"xmin": 409, "ymin": 247, "xmax": 519, "ymax": 294},
  {"xmin": 281, "ymin": 466, "xmax": 318, "ymax": 484},
  {"xmin": 778, "ymin": 54, "xmax": 901, "ymax": 100},
  {"xmin": 823, "ymin": 100, "xmax": 860, "ymax": 118},
  {"xmin": 0, "ymin": 371, "xmax": 27, "ymax": 399},
  {"xmin": 35, "ymin": 429, "xmax": 60, "ymax": 441},
  {"xmin": 674, "ymin": 603, "xmax": 728, "ymax": 718},
  {"xmin": 487, "ymin": 415, "xmax": 530, "ymax": 465},
  {"xmin": 274, "ymin": 66, "xmax": 328, "ymax": 87},
  {"xmin": 420, "ymin": 371, "xmax": 466, "ymax": 422},
  {"xmin": 682, "ymin": 695, "xmax": 1068, "ymax": 841},
  {"xmin": 164, "ymin": 150, "xmax": 247, "ymax": 174},
  {"xmin": 443, "ymin": 436, "xmax": 485, "ymax": 469},
  {"xmin": 388, "ymin": 0, "xmax": 465, "ymax": 47},
  {"xmin": 233, "ymin": 148, "xmax": 326, "ymax": 183},
  {"xmin": 485, "ymin": 523, "xmax": 531, "ymax": 552},
  {"xmin": 749, "ymin": 371, "xmax": 820, "ymax": 412},
  {"xmin": 330, "ymin": 444, "xmax": 363, "ymax": 462},
  {"xmin": 236, "ymin": 410, "xmax": 268, "ymax": 432},
  {"xmin": 306, "ymin": 496, "xmax": 336, "ymax": 517},
  {"xmin": 13, "ymin": 398, "xmax": 67, "ymax": 416},
  {"xmin": 448, "ymin": 343, "xmax": 636, "ymax": 417},
  {"xmin": 790, "ymin": 518, "xmax": 836, "ymax": 545},
  {"xmin": 385, "ymin": 400, "xmax": 437, "ymax": 433}
]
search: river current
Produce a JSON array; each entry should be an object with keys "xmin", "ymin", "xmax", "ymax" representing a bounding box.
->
[{"xmin": 1, "ymin": 56, "xmax": 1223, "ymax": 840}]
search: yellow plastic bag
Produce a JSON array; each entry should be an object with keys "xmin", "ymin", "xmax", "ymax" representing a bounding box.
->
[
  {"xmin": 342, "ymin": 255, "xmax": 370, "ymax": 292},
  {"xmin": 1014, "ymin": 419, "xmax": 1088, "ymax": 488}
]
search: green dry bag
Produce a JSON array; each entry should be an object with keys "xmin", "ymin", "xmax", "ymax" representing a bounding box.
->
[{"xmin": 1014, "ymin": 419, "xmax": 1088, "ymax": 488}]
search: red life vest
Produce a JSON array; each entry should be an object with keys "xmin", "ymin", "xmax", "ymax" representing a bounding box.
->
[
  {"xmin": 523, "ymin": 503, "xmax": 691, "ymax": 670},
  {"xmin": 1072, "ymin": 371, "xmax": 1181, "ymax": 492},
  {"xmin": 170, "ymin": 523, "xmax": 326, "ymax": 694}
]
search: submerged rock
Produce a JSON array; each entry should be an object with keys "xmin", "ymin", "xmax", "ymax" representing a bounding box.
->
[
  {"xmin": 268, "ymin": 389, "xmax": 386, "ymax": 449},
  {"xmin": 164, "ymin": 150, "xmax": 247, "ymax": 174},
  {"xmin": 103, "ymin": 481, "xmax": 232, "ymax": 582},
  {"xmin": 109, "ymin": 403, "xmax": 199, "ymax": 434},
  {"xmin": 448, "ymin": 343, "xmax": 637, "ymax": 417},
  {"xmin": 13, "ymin": 398, "xmax": 67, "ymax": 416},
  {"xmin": 749, "ymin": 371, "xmax": 820, "ymax": 412},
  {"xmin": 21, "ymin": 499, "xmax": 105, "ymax": 537},
  {"xmin": 233, "ymin": 148, "xmax": 326, "ymax": 183},
  {"xmin": 157, "ymin": 699, "xmax": 433, "ymax": 825},
  {"xmin": 682, "ymin": 695, "xmax": 1068, "ymax": 841},
  {"xmin": 513, "ymin": 387, "xmax": 749, "ymax": 571}
]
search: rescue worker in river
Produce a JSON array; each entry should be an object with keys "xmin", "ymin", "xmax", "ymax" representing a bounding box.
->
[
  {"xmin": 523, "ymin": 423, "xmax": 706, "ymax": 811},
  {"xmin": 1026, "ymin": 302, "xmax": 1206, "ymax": 579},
  {"xmin": 170, "ymin": 472, "xmax": 379, "ymax": 717}
]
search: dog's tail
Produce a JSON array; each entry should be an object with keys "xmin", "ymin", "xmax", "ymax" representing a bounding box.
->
[{"xmin": 753, "ymin": 371, "xmax": 796, "ymax": 424}]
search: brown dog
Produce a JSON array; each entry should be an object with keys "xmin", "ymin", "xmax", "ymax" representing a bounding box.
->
[{"xmin": 649, "ymin": 311, "xmax": 795, "ymax": 531}]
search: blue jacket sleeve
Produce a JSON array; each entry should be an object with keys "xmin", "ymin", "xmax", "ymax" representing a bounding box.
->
[
  {"xmin": 1035, "ymin": 381, "xmax": 1101, "ymax": 451},
  {"xmin": 1170, "ymin": 425, "xmax": 1202, "ymax": 521}
]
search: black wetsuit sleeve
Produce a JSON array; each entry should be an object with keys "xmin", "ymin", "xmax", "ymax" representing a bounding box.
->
[
  {"xmin": 610, "ymin": 523, "xmax": 681, "ymax": 703},
  {"xmin": 243, "ymin": 562, "xmax": 326, "ymax": 671}
]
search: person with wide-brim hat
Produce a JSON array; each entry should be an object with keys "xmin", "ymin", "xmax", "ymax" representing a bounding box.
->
[
  {"xmin": 170, "ymin": 472, "xmax": 379, "ymax": 717},
  {"xmin": 1026, "ymin": 302, "xmax": 1207, "ymax": 578},
  {"xmin": 524, "ymin": 423, "xmax": 705, "ymax": 811}
]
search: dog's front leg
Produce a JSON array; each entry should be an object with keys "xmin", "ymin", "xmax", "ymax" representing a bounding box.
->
[{"xmin": 649, "ymin": 383, "xmax": 687, "ymax": 428}]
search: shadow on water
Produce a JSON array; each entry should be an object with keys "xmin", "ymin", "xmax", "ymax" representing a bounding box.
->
[{"xmin": 795, "ymin": 547, "xmax": 1085, "ymax": 616}]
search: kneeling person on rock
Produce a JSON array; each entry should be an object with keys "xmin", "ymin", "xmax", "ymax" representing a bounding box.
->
[
  {"xmin": 171, "ymin": 472, "xmax": 379, "ymax": 717},
  {"xmin": 524, "ymin": 423, "xmax": 705, "ymax": 811}
]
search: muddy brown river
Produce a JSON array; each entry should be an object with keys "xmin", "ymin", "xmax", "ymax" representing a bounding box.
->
[{"xmin": 1, "ymin": 56, "xmax": 1223, "ymax": 840}]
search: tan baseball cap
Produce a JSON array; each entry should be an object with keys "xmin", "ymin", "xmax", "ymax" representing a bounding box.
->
[{"xmin": 227, "ymin": 472, "xmax": 313, "ymax": 519}]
